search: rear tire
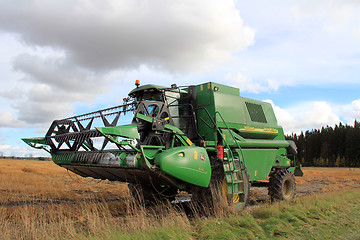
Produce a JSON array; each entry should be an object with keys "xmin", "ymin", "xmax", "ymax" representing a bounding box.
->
[{"xmin": 268, "ymin": 169, "xmax": 296, "ymax": 201}]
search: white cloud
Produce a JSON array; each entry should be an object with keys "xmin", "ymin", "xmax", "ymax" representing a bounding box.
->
[
  {"xmin": 292, "ymin": 1, "xmax": 356, "ymax": 20},
  {"xmin": 0, "ymin": 112, "xmax": 27, "ymax": 128},
  {"xmin": 233, "ymin": 1, "xmax": 360, "ymax": 89},
  {"xmin": 0, "ymin": 87, "xmax": 25, "ymax": 100},
  {"xmin": 354, "ymin": 29, "xmax": 360, "ymax": 41},
  {"xmin": 265, "ymin": 100, "xmax": 297, "ymax": 132},
  {"xmin": 352, "ymin": 99, "xmax": 360, "ymax": 119},
  {"xmin": 267, "ymin": 100, "xmax": 342, "ymax": 134},
  {"xmin": 227, "ymin": 72, "xmax": 294, "ymax": 93},
  {"xmin": 300, "ymin": 102, "xmax": 340, "ymax": 128},
  {"xmin": 292, "ymin": 0, "xmax": 360, "ymax": 35},
  {"xmin": 0, "ymin": 144, "xmax": 48, "ymax": 157}
]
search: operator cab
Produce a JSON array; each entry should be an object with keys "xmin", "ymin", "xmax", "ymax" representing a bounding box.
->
[{"xmin": 128, "ymin": 82, "xmax": 198, "ymax": 146}]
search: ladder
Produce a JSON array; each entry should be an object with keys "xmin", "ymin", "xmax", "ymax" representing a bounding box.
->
[{"xmin": 215, "ymin": 111, "xmax": 247, "ymax": 208}]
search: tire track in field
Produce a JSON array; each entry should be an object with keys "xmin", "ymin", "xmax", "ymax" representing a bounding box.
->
[{"xmin": 0, "ymin": 197, "xmax": 128, "ymax": 208}]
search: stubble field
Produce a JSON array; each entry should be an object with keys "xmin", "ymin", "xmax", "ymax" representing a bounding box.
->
[{"xmin": 0, "ymin": 159, "xmax": 359, "ymax": 239}]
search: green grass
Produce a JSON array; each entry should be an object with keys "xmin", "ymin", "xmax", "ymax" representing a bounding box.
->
[{"xmin": 97, "ymin": 189, "xmax": 360, "ymax": 240}]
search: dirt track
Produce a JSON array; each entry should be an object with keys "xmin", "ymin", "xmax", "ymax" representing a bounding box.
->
[{"xmin": 250, "ymin": 167, "xmax": 360, "ymax": 203}]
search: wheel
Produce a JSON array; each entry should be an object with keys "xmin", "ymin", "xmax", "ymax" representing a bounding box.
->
[
  {"xmin": 191, "ymin": 160, "xmax": 250, "ymax": 211},
  {"xmin": 268, "ymin": 169, "xmax": 296, "ymax": 201},
  {"xmin": 128, "ymin": 183, "xmax": 177, "ymax": 205},
  {"xmin": 221, "ymin": 169, "xmax": 250, "ymax": 210}
]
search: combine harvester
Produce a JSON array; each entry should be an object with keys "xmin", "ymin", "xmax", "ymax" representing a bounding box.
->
[{"xmin": 23, "ymin": 81, "xmax": 303, "ymax": 209}]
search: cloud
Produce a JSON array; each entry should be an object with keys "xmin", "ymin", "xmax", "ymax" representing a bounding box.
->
[
  {"xmin": 15, "ymin": 95, "xmax": 74, "ymax": 125},
  {"xmin": 265, "ymin": 100, "xmax": 297, "ymax": 131},
  {"xmin": 0, "ymin": 83, "xmax": 75, "ymax": 126},
  {"xmin": 227, "ymin": 72, "xmax": 294, "ymax": 93},
  {"xmin": 5, "ymin": 53, "xmax": 112, "ymax": 125},
  {"xmin": 273, "ymin": 99, "xmax": 360, "ymax": 135},
  {"xmin": 352, "ymin": 99, "xmax": 360, "ymax": 119},
  {"xmin": 233, "ymin": 1, "xmax": 360, "ymax": 89},
  {"xmin": 266, "ymin": 100, "xmax": 341, "ymax": 134},
  {"xmin": 0, "ymin": 0, "xmax": 255, "ymax": 127},
  {"xmin": 0, "ymin": 0, "xmax": 254, "ymax": 73},
  {"xmin": 13, "ymin": 53, "xmax": 107, "ymax": 98},
  {"xmin": 0, "ymin": 88, "xmax": 25, "ymax": 100},
  {"xmin": 0, "ymin": 112, "xmax": 27, "ymax": 128},
  {"xmin": 300, "ymin": 102, "xmax": 340, "ymax": 129},
  {"xmin": 354, "ymin": 29, "xmax": 360, "ymax": 41},
  {"xmin": 0, "ymin": 144, "xmax": 48, "ymax": 157},
  {"xmin": 292, "ymin": 0, "xmax": 360, "ymax": 34}
]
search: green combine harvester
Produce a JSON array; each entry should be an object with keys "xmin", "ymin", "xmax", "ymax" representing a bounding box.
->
[{"xmin": 23, "ymin": 81, "xmax": 303, "ymax": 209}]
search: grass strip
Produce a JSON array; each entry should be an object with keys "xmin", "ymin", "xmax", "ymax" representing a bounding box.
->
[{"xmin": 100, "ymin": 189, "xmax": 360, "ymax": 240}]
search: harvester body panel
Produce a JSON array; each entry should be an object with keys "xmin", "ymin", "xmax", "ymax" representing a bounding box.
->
[{"xmin": 154, "ymin": 146, "xmax": 211, "ymax": 187}]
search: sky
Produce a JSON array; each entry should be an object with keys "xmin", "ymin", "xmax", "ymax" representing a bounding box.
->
[{"xmin": 0, "ymin": 0, "xmax": 360, "ymax": 157}]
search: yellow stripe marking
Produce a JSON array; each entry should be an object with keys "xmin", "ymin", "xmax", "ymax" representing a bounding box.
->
[{"xmin": 239, "ymin": 126, "xmax": 278, "ymax": 134}]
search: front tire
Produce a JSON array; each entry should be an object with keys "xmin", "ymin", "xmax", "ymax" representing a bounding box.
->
[
  {"xmin": 268, "ymin": 169, "xmax": 296, "ymax": 201},
  {"xmin": 221, "ymin": 169, "xmax": 250, "ymax": 210},
  {"xmin": 192, "ymin": 161, "xmax": 250, "ymax": 211}
]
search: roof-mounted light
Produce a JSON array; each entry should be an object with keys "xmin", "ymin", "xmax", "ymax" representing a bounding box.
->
[{"xmin": 135, "ymin": 80, "xmax": 140, "ymax": 88}]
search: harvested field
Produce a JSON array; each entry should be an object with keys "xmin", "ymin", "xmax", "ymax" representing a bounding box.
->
[
  {"xmin": 0, "ymin": 159, "xmax": 128, "ymax": 205},
  {"xmin": 250, "ymin": 167, "xmax": 360, "ymax": 203},
  {"xmin": 296, "ymin": 167, "xmax": 360, "ymax": 192},
  {"xmin": 0, "ymin": 159, "xmax": 359, "ymax": 239},
  {"xmin": 1, "ymin": 159, "xmax": 360, "ymax": 206}
]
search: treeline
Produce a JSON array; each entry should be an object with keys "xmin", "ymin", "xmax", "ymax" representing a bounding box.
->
[
  {"xmin": 287, "ymin": 120, "xmax": 360, "ymax": 167},
  {"xmin": 0, "ymin": 156, "xmax": 51, "ymax": 161}
]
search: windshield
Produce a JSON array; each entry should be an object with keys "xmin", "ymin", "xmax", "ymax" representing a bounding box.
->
[{"xmin": 135, "ymin": 90, "xmax": 163, "ymax": 102}]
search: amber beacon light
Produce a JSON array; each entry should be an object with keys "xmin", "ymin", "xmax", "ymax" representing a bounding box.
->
[{"xmin": 135, "ymin": 80, "xmax": 140, "ymax": 88}]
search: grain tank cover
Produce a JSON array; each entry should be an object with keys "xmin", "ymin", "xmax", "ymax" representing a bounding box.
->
[
  {"xmin": 195, "ymin": 82, "xmax": 281, "ymax": 141},
  {"xmin": 196, "ymin": 82, "xmax": 278, "ymax": 126}
]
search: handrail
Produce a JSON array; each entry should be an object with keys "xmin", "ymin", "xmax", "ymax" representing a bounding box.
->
[
  {"xmin": 193, "ymin": 106, "xmax": 246, "ymax": 169},
  {"xmin": 214, "ymin": 111, "xmax": 246, "ymax": 169}
]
